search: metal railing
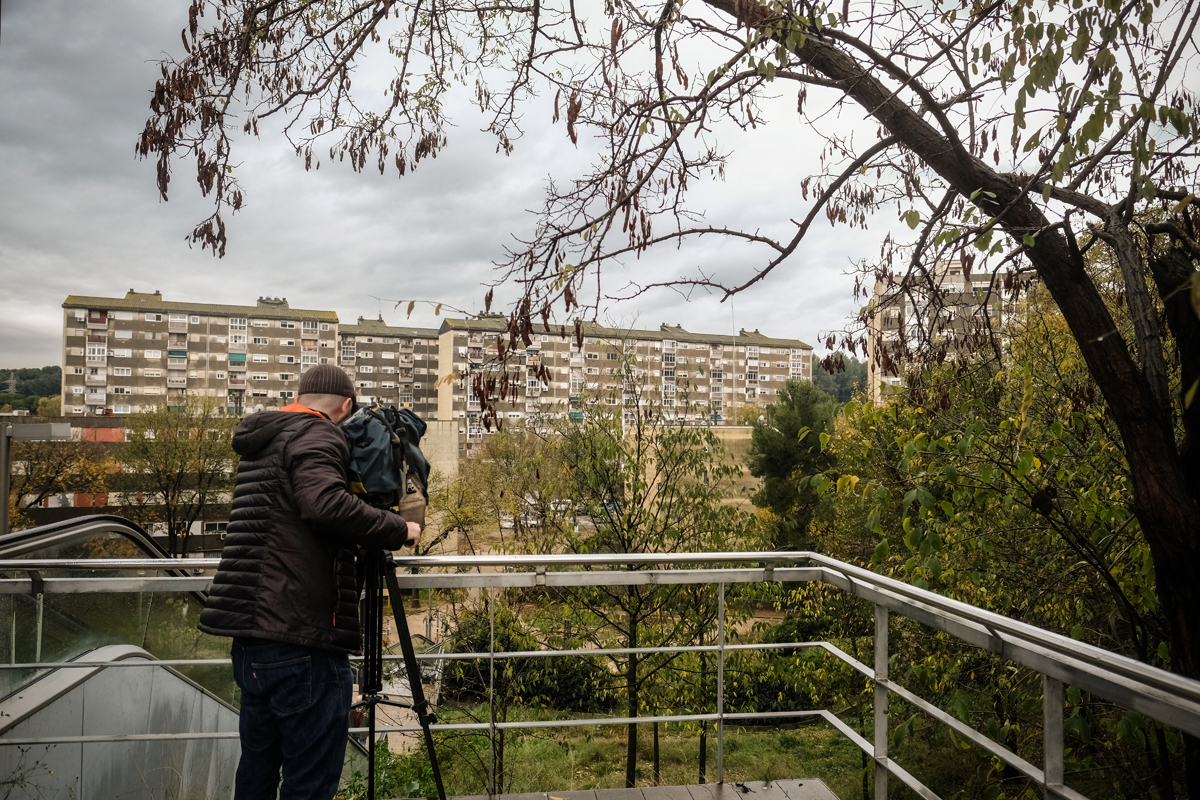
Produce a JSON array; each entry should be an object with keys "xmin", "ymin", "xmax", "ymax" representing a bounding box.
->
[{"xmin": 3, "ymin": 551, "xmax": 1200, "ymax": 799}]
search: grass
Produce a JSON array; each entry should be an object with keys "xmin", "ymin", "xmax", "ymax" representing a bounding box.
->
[{"xmin": 340, "ymin": 705, "xmax": 871, "ymax": 799}]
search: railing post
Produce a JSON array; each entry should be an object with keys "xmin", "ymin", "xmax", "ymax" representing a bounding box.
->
[
  {"xmin": 716, "ymin": 582, "xmax": 726, "ymax": 783},
  {"xmin": 488, "ymin": 586, "xmax": 497, "ymax": 796},
  {"xmin": 1043, "ymin": 675, "xmax": 1063, "ymax": 798},
  {"xmin": 874, "ymin": 604, "xmax": 889, "ymax": 800},
  {"xmin": 34, "ymin": 592, "xmax": 43, "ymax": 665}
]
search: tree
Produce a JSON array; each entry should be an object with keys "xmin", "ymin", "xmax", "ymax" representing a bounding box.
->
[
  {"xmin": 547, "ymin": 391, "xmax": 761, "ymax": 787},
  {"xmin": 113, "ymin": 398, "xmax": 237, "ymax": 556},
  {"xmin": 36, "ymin": 396, "xmax": 61, "ymax": 418},
  {"xmin": 7, "ymin": 439, "xmax": 110, "ymax": 531},
  {"xmin": 145, "ymin": 0, "xmax": 1200, "ymax": 786},
  {"xmin": 811, "ymin": 353, "xmax": 866, "ymax": 403},
  {"xmin": 746, "ymin": 379, "xmax": 835, "ymax": 548}
]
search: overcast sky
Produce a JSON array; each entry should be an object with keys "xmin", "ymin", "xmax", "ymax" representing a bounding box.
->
[{"xmin": 0, "ymin": 0, "xmax": 885, "ymax": 371}]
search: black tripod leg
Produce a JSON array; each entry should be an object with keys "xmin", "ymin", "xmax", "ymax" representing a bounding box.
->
[{"xmin": 383, "ymin": 565, "xmax": 448, "ymax": 800}]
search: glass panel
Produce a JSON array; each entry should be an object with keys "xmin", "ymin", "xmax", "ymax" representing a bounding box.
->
[{"xmin": 1, "ymin": 527, "xmax": 237, "ymax": 706}]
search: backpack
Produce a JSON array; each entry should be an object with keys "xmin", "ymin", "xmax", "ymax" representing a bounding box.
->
[{"xmin": 343, "ymin": 404, "xmax": 431, "ymax": 524}]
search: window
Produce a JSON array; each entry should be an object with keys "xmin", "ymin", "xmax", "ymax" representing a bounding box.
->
[
  {"xmin": 320, "ymin": 341, "xmax": 331, "ymax": 348},
  {"xmin": 381, "ymin": 381, "xmax": 396, "ymax": 389},
  {"xmin": 606, "ymin": 352, "xmax": 618, "ymax": 360},
  {"xmin": 586, "ymin": 352, "xmax": 599, "ymax": 360},
  {"xmin": 357, "ymin": 380, "xmax": 376, "ymax": 389},
  {"xmin": 381, "ymin": 366, "xmax": 396, "ymax": 374},
  {"xmin": 73, "ymin": 407, "xmax": 84, "ymax": 414},
  {"xmin": 113, "ymin": 348, "xmax": 132, "ymax": 358},
  {"xmin": 586, "ymin": 367, "xmax": 599, "ymax": 375},
  {"xmin": 302, "ymin": 320, "xmax": 318, "ymax": 333},
  {"xmin": 341, "ymin": 344, "xmax": 356, "ymax": 358},
  {"xmin": 190, "ymin": 315, "xmax": 200, "ymax": 324},
  {"xmin": 320, "ymin": 323, "xmax": 330, "ymax": 331},
  {"xmin": 144, "ymin": 369, "xmax": 162, "ymax": 378},
  {"xmin": 170, "ymin": 313, "xmax": 187, "ymax": 322},
  {"xmin": 279, "ymin": 373, "xmax": 294, "ymax": 381},
  {"xmin": 252, "ymin": 354, "xmax": 269, "ymax": 362},
  {"xmin": 229, "ymin": 317, "xmax": 248, "ymax": 331},
  {"xmin": 251, "ymin": 319, "xmax": 269, "ymax": 327},
  {"xmin": 358, "ymin": 351, "xmax": 373, "ymax": 360},
  {"xmin": 71, "ymin": 385, "xmax": 83, "ymax": 394},
  {"xmin": 113, "ymin": 387, "xmax": 131, "ymax": 395},
  {"xmin": 145, "ymin": 350, "xmax": 162, "ymax": 359},
  {"xmin": 277, "ymin": 355, "xmax": 296, "ymax": 364},
  {"xmin": 252, "ymin": 373, "xmax": 268, "ymax": 381},
  {"xmin": 145, "ymin": 313, "xmax": 162, "ymax": 322},
  {"xmin": 114, "ymin": 404, "xmax": 132, "ymax": 414},
  {"xmin": 215, "ymin": 372, "xmax": 226, "ymax": 379},
  {"xmin": 663, "ymin": 368, "xmax": 675, "ymax": 379},
  {"xmin": 279, "ymin": 321, "xmax": 296, "ymax": 329},
  {"xmin": 359, "ymin": 365, "xmax": 374, "ymax": 374},
  {"xmin": 112, "ymin": 367, "xmax": 132, "ymax": 377},
  {"xmin": 414, "ymin": 339, "xmax": 423, "ymax": 346},
  {"xmin": 382, "ymin": 351, "xmax": 395, "ymax": 359},
  {"xmin": 253, "ymin": 336, "xmax": 269, "ymax": 345},
  {"xmin": 230, "ymin": 333, "xmax": 247, "ymax": 346},
  {"xmin": 281, "ymin": 339, "xmax": 295, "ymax": 347},
  {"xmin": 279, "ymin": 390, "xmax": 295, "ymax": 400},
  {"xmin": 114, "ymin": 330, "xmax": 132, "ymax": 339},
  {"xmin": 71, "ymin": 367, "xmax": 84, "ymax": 375}
]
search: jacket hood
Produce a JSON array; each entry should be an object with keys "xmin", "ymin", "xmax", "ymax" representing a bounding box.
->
[{"xmin": 232, "ymin": 410, "xmax": 325, "ymax": 457}]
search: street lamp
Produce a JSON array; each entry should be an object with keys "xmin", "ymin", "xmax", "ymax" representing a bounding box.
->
[{"xmin": 1, "ymin": 422, "xmax": 72, "ymax": 536}]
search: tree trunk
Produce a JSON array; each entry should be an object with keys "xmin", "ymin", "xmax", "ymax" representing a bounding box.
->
[{"xmin": 626, "ymin": 617, "xmax": 639, "ymax": 788}]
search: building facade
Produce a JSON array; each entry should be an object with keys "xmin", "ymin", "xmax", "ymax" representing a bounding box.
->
[
  {"xmin": 62, "ymin": 292, "xmax": 339, "ymax": 416},
  {"xmin": 59, "ymin": 293, "xmax": 814, "ymax": 438},
  {"xmin": 866, "ymin": 260, "xmax": 1022, "ymax": 404},
  {"xmin": 437, "ymin": 317, "xmax": 813, "ymax": 452},
  {"xmin": 337, "ymin": 317, "xmax": 440, "ymax": 418}
]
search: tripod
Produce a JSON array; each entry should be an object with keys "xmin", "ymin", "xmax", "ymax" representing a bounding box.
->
[{"xmin": 352, "ymin": 548, "xmax": 447, "ymax": 800}]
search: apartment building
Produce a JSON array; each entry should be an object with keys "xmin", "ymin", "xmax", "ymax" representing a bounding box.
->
[
  {"xmin": 866, "ymin": 260, "xmax": 1022, "ymax": 404},
  {"xmin": 337, "ymin": 317, "xmax": 440, "ymax": 418},
  {"xmin": 61, "ymin": 292, "xmax": 339, "ymax": 416},
  {"xmin": 437, "ymin": 316, "xmax": 813, "ymax": 452}
]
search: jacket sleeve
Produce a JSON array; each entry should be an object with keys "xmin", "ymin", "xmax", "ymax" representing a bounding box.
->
[{"xmin": 285, "ymin": 419, "xmax": 414, "ymax": 550}]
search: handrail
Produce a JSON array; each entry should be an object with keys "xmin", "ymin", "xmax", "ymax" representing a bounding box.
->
[{"xmin": 2, "ymin": 550, "xmax": 1196, "ymax": 799}]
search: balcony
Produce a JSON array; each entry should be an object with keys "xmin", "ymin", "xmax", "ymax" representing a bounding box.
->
[
  {"xmin": 83, "ymin": 392, "xmax": 106, "ymax": 405},
  {"xmin": 228, "ymin": 361, "xmax": 246, "ymax": 373},
  {"xmin": 227, "ymin": 376, "xmax": 247, "ymax": 388},
  {"xmin": 7, "ymin": 522, "xmax": 1200, "ymax": 800},
  {"xmin": 166, "ymin": 376, "xmax": 187, "ymax": 389},
  {"xmin": 301, "ymin": 326, "xmax": 319, "ymax": 340},
  {"xmin": 85, "ymin": 315, "xmax": 108, "ymax": 330},
  {"xmin": 168, "ymin": 319, "xmax": 188, "ymax": 334},
  {"xmin": 85, "ymin": 373, "xmax": 106, "ymax": 386}
]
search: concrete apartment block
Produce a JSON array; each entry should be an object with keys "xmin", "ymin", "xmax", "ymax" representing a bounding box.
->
[
  {"xmin": 865, "ymin": 259, "xmax": 1022, "ymax": 404},
  {"xmin": 61, "ymin": 291, "xmax": 338, "ymax": 416},
  {"xmin": 336, "ymin": 317, "xmax": 440, "ymax": 420},
  {"xmin": 437, "ymin": 316, "xmax": 813, "ymax": 453}
]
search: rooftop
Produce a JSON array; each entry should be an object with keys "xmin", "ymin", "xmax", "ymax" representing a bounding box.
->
[
  {"xmin": 63, "ymin": 291, "xmax": 340, "ymax": 321},
  {"xmin": 438, "ymin": 317, "xmax": 812, "ymax": 349}
]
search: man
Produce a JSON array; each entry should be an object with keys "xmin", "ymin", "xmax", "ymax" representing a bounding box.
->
[{"xmin": 199, "ymin": 364, "xmax": 420, "ymax": 800}]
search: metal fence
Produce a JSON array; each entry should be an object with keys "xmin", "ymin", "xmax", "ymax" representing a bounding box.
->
[{"xmin": 3, "ymin": 551, "xmax": 1200, "ymax": 800}]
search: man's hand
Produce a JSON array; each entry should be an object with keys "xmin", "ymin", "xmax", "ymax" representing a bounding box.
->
[{"xmin": 405, "ymin": 522, "xmax": 421, "ymax": 548}]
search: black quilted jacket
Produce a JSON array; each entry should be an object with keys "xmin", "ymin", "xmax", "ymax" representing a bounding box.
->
[{"xmin": 198, "ymin": 408, "xmax": 412, "ymax": 653}]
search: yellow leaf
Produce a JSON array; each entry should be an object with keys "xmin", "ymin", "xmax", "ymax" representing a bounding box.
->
[{"xmin": 406, "ymin": 300, "xmax": 416, "ymax": 317}]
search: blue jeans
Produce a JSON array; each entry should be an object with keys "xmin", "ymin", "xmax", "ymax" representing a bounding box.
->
[{"xmin": 231, "ymin": 638, "xmax": 354, "ymax": 800}]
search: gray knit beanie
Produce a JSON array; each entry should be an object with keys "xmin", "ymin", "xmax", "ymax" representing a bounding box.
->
[{"xmin": 298, "ymin": 364, "xmax": 357, "ymax": 406}]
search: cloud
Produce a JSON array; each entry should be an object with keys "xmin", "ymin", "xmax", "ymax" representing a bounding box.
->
[{"xmin": 0, "ymin": 0, "xmax": 876, "ymax": 371}]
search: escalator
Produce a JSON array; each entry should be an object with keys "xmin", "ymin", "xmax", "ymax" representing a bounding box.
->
[{"xmin": 0, "ymin": 516, "xmax": 366, "ymax": 799}]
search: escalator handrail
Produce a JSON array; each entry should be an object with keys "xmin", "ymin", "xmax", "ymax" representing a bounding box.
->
[{"xmin": 0, "ymin": 514, "xmax": 211, "ymax": 603}]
